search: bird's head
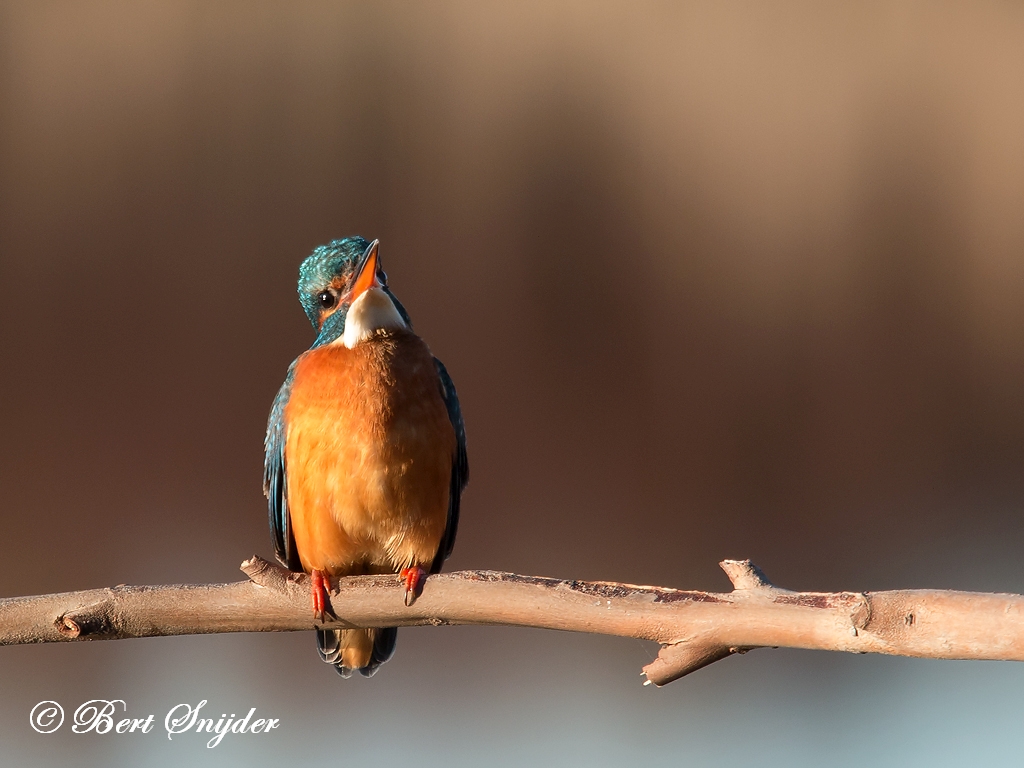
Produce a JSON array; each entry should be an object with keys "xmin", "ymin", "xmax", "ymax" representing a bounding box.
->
[{"xmin": 297, "ymin": 237, "xmax": 411, "ymax": 348}]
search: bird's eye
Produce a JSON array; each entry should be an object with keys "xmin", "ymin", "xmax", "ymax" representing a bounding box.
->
[{"xmin": 317, "ymin": 291, "xmax": 336, "ymax": 309}]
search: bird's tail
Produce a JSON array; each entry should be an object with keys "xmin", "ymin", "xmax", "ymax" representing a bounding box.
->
[{"xmin": 316, "ymin": 627, "xmax": 398, "ymax": 678}]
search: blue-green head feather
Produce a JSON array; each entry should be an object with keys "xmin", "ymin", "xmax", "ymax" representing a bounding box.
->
[
  {"xmin": 296, "ymin": 236, "xmax": 412, "ymax": 348},
  {"xmin": 298, "ymin": 237, "xmax": 369, "ymax": 328}
]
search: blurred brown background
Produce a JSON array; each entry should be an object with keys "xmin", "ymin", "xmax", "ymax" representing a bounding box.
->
[{"xmin": 2, "ymin": 1, "xmax": 1024, "ymax": 765}]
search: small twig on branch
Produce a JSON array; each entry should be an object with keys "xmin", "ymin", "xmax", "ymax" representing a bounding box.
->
[{"xmin": 1, "ymin": 557, "xmax": 1023, "ymax": 686}]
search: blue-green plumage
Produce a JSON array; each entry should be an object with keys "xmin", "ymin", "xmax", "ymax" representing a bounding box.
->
[
  {"xmin": 264, "ymin": 361, "xmax": 298, "ymax": 571},
  {"xmin": 263, "ymin": 236, "xmax": 467, "ymax": 678}
]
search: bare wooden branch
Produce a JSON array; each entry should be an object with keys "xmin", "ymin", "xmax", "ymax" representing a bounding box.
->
[{"xmin": 1, "ymin": 556, "xmax": 1023, "ymax": 686}]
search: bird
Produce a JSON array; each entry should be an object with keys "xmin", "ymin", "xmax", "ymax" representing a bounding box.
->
[{"xmin": 263, "ymin": 236, "xmax": 468, "ymax": 677}]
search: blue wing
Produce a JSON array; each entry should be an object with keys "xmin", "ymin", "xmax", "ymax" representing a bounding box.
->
[
  {"xmin": 264, "ymin": 363, "xmax": 301, "ymax": 571},
  {"xmin": 430, "ymin": 357, "xmax": 469, "ymax": 572}
]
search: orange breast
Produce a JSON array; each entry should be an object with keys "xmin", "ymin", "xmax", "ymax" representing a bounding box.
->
[{"xmin": 283, "ymin": 330, "xmax": 456, "ymax": 576}]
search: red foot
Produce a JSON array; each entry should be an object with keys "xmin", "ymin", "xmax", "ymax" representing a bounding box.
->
[
  {"xmin": 400, "ymin": 566, "xmax": 426, "ymax": 606},
  {"xmin": 310, "ymin": 569, "xmax": 330, "ymax": 622}
]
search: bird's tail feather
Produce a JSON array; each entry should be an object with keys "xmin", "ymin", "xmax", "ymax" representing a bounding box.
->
[{"xmin": 316, "ymin": 627, "xmax": 398, "ymax": 678}]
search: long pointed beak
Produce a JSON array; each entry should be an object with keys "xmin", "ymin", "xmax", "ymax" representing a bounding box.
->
[{"xmin": 347, "ymin": 240, "xmax": 382, "ymax": 302}]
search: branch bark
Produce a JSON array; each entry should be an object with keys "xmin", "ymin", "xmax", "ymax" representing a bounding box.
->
[{"xmin": 2, "ymin": 556, "xmax": 1023, "ymax": 686}]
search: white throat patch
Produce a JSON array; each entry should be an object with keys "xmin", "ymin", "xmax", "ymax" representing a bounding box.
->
[{"xmin": 339, "ymin": 287, "xmax": 407, "ymax": 348}]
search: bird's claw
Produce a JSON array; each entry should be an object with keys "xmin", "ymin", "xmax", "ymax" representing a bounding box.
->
[
  {"xmin": 400, "ymin": 566, "xmax": 426, "ymax": 606},
  {"xmin": 310, "ymin": 569, "xmax": 330, "ymax": 622}
]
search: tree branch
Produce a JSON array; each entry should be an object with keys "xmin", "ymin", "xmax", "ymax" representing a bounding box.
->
[{"xmin": 2, "ymin": 556, "xmax": 1023, "ymax": 686}]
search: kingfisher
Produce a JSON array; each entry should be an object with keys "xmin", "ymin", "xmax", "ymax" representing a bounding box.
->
[{"xmin": 263, "ymin": 237, "xmax": 468, "ymax": 677}]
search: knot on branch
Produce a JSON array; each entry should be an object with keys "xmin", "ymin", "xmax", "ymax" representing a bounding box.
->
[
  {"xmin": 55, "ymin": 614, "xmax": 81, "ymax": 638},
  {"xmin": 720, "ymin": 559, "xmax": 776, "ymax": 592},
  {"xmin": 241, "ymin": 555, "xmax": 296, "ymax": 592},
  {"xmin": 54, "ymin": 601, "xmax": 114, "ymax": 640}
]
